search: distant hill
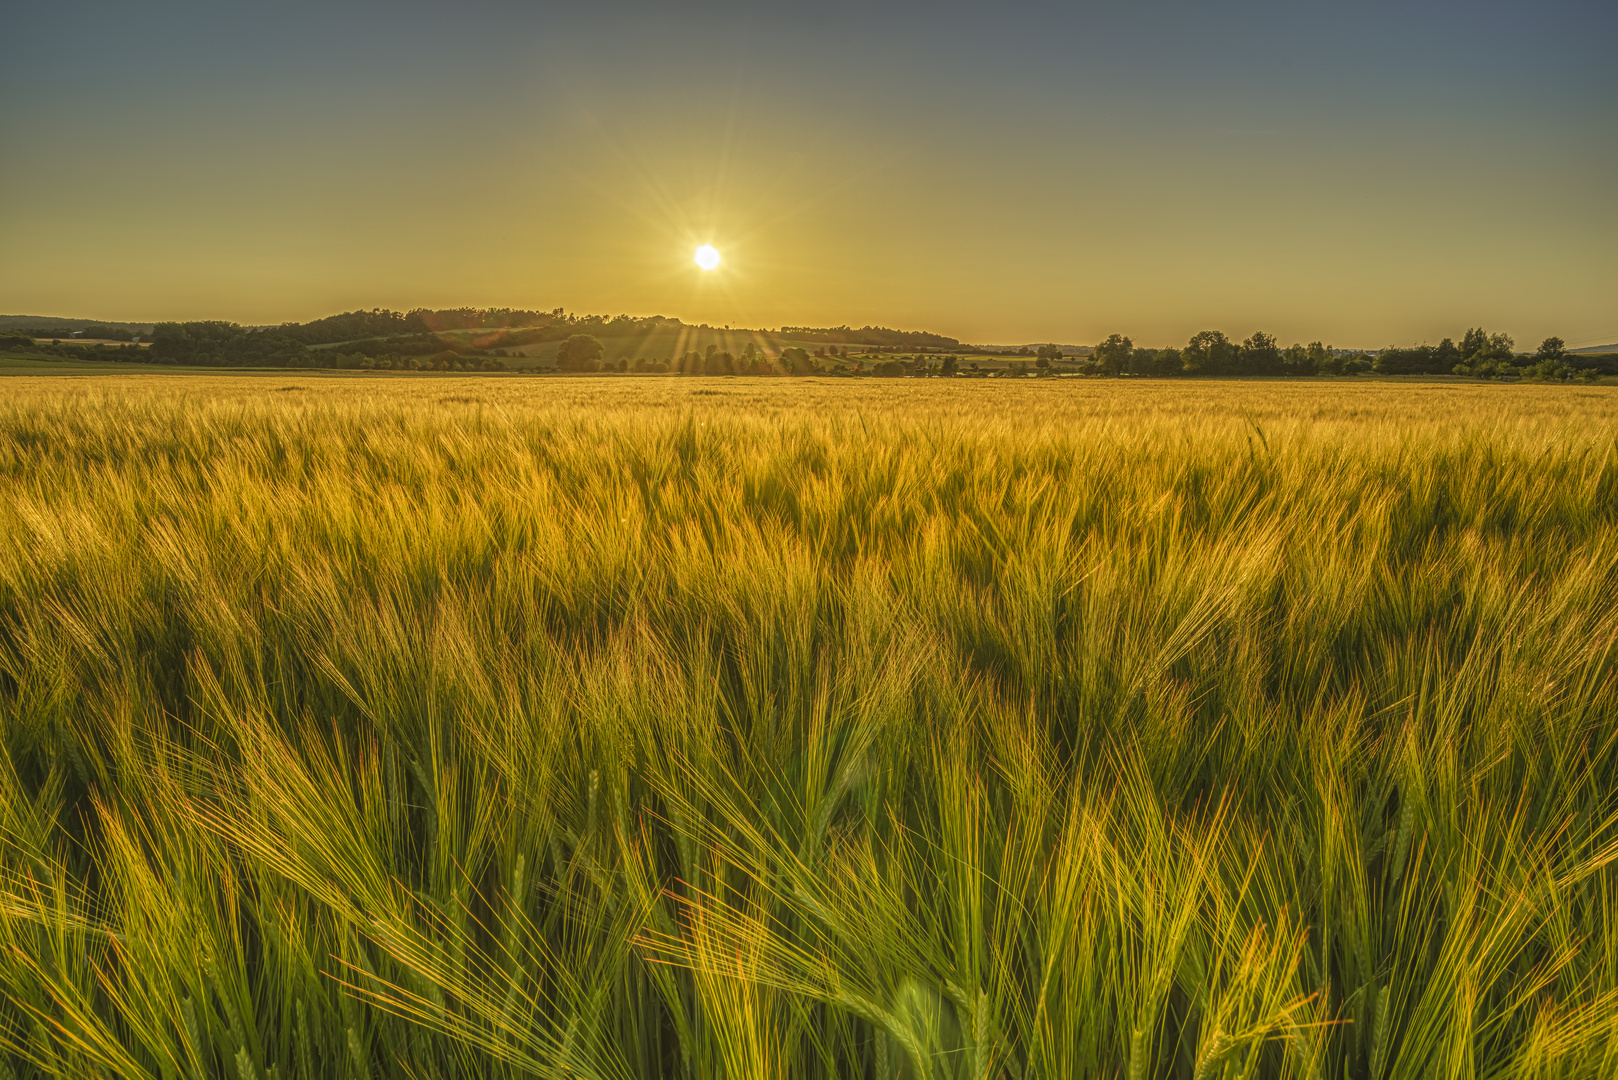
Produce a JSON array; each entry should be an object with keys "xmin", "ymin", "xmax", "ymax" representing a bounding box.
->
[
  {"xmin": 452, "ymin": 325, "xmax": 973, "ymax": 367},
  {"xmin": 1571, "ymin": 343, "xmax": 1618, "ymax": 355},
  {"xmin": 0, "ymin": 315, "xmax": 155, "ymax": 334},
  {"xmin": 780, "ymin": 325, "xmax": 959, "ymax": 349},
  {"xmin": 115, "ymin": 307, "xmax": 973, "ymax": 367},
  {"xmin": 1, "ymin": 305, "xmax": 982, "ymax": 374}
]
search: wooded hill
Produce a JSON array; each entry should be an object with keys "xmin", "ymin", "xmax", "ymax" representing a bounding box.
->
[{"xmin": 120, "ymin": 310, "xmax": 964, "ymax": 367}]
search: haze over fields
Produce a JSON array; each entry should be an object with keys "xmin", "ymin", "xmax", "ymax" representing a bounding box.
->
[{"xmin": 2, "ymin": 1, "xmax": 1614, "ymax": 348}]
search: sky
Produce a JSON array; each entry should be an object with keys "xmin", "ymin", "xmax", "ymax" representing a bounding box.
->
[{"xmin": 2, "ymin": 0, "xmax": 1614, "ymax": 347}]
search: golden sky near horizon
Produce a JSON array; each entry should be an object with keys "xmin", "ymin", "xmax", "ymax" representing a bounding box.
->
[{"xmin": 3, "ymin": 2, "xmax": 1614, "ymax": 348}]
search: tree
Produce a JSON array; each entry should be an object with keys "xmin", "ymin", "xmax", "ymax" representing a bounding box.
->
[
  {"xmin": 1458, "ymin": 328, "xmax": 1514, "ymax": 363},
  {"xmin": 556, "ymin": 334, "xmax": 603, "ymax": 372},
  {"xmin": 941, "ymin": 355, "xmax": 958, "ymax": 376},
  {"xmin": 1239, "ymin": 331, "xmax": 1281, "ymax": 375},
  {"xmin": 781, "ymin": 347, "xmax": 813, "ymax": 375},
  {"xmin": 81, "ymin": 324, "xmax": 136, "ymax": 342},
  {"xmin": 1451, "ymin": 329, "xmax": 1518, "ymax": 377},
  {"xmin": 1128, "ymin": 347, "xmax": 1178, "ymax": 376},
  {"xmin": 1307, "ymin": 341, "xmax": 1339, "ymax": 375},
  {"xmin": 1094, "ymin": 333, "xmax": 1132, "ymax": 375},
  {"xmin": 1535, "ymin": 336, "xmax": 1566, "ymax": 363},
  {"xmin": 1182, "ymin": 330, "xmax": 1237, "ymax": 375}
]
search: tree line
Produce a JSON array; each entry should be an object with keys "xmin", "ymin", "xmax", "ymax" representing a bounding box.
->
[
  {"xmin": 778, "ymin": 325, "xmax": 961, "ymax": 349},
  {"xmin": 9, "ymin": 308, "xmax": 1612, "ymax": 381},
  {"xmin": 0, "ymin": 315, "xmax": 152, "ymax": 335},
  {"xmin": 1084, "ymin": 329, "xmax": 1610, "ymax": 381}
]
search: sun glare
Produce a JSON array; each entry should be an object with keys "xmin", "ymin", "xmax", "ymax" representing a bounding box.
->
[{"xmin": 693, "ymin": 244, "xmax": 721, "ymax": 271}]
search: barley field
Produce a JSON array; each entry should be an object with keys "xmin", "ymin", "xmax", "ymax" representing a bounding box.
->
[{"xmin": 1, "ymin": 376, "xmax": 1616, "ymax": 1080}]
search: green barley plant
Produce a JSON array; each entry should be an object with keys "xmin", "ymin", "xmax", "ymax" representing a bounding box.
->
[{"xmin": 0, "ymin": 375, "xmax": 1614, "ymax": 1078}]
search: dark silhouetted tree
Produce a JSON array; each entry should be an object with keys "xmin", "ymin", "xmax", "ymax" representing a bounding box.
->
[
  {"xmin": 781, "ymin": 347, "xmax": 813, "ymax": 375},
  {"xmin": 1240, "ymin": 331, "xmax": 1281, "ymax": 374},
  {"xmin": 1307, "ymin": 342, "xmax": 1339, "ymax": 375},
  {"xmin": 556, "ymin": 334, "xmax": 604, "ymax": 372},
  {"xmin": 1094, "ymin": 334, "xmax": 1132, "ymax": 374},
  {"xmin": 1182, "ymin": 330, "xmax": 1237, "ymax": 375}
]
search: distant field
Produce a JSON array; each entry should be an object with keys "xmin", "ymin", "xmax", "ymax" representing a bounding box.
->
[
  {"xmin": 0, "ymin": 352, "xmax": 210, "ymax": 375},
  {"xmin": 1, "ymin": 337, "xmax": 151, "ymax": 348},
  {"xmin": 1, "ymin": 377, "xmax": 1616, "ymax": 1079}
]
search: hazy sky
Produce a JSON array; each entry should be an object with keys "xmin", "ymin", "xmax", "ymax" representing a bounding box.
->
[{"xmin": 3, "ymin": 0, "xmax": 1614, "ymax": 346}]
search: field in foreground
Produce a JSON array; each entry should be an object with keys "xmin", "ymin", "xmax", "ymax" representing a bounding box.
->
[{"xmin": 1, "ymin": 376, "xmax": 1616, "ymax": 1080}]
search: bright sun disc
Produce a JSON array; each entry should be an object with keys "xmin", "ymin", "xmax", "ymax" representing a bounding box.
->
[{"xmin": 694, "ymin": 244, "xmax": 721, "ymax": 271}]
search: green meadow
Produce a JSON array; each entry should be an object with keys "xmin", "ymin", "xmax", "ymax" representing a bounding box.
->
[{"xmin": 2, "ymin": 376, "xmax": 1616, "ymax": 1080}]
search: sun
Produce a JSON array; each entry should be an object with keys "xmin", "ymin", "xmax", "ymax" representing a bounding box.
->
[{"xmin": 693, "ymin": 244, "xmax": 722, "ymax": 271}]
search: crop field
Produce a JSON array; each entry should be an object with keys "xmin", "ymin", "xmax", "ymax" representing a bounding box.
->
[{"xmin": 1, "ymin": 376, "xmax": 1617, "ymax": 1079}]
